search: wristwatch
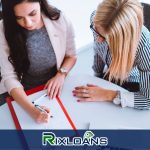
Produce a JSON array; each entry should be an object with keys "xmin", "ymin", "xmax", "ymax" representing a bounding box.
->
[
  {"xmin": 113, "ymin": 91, "xmax": 121, "ymax": 105},
  {"xmin": 59, "ymin": 67, "xmax": 68, "ymax": 75}
]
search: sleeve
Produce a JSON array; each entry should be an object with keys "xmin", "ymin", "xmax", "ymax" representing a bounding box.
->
[
  {"xmin": 120, "ymin": 27, "xmax": 150, "ymax": 109},
  {"xmin": 62, "ymin": 14, "xmax": 76, "ymax": 57},
  {"xmin": 134, "ymin": 30, "xmax": 150, "ymax": 109},
  {"xmin": 0, "ymin": 21, "xmax": 23, "ymax": 94}
]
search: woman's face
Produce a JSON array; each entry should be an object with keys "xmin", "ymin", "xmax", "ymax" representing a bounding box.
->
[{"xmin": 14, "ymin": 1, "xmax": 43, "ymax": 30}]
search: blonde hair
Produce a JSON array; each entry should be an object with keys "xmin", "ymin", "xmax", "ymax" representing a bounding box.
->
[{"xmin": 94, "ymin": 0, "xmax": 143, "ymax": 84}]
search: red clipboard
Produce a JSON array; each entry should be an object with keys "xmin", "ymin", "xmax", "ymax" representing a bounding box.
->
[{"xmin": 6, "ymin": 85, "xmax": 77, "ymax": 130}]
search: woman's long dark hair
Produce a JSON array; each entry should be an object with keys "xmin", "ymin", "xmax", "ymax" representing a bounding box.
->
[{"xmin": 1, "ymin": 0, "xmax": 60, "ymax": 80}]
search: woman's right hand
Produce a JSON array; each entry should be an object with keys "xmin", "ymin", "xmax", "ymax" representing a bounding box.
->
[
  {"xmin": 32, "ymin": 106, "xmax": 50, "ymax": 123},
  {"xmin": 10, "ymin": 87, "xmax": 51, "ymax": 123}
]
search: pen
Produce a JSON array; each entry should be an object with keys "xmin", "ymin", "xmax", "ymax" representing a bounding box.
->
[
  {"xmin": 35, "ymin": 104, "xmax": 48, "ymax": 114},
  {"xmin": 35, "ymin": 104, "xmax": 53, "ymax": 118},
  {"xmin": 32, "ymin": 93, "xmax": 47, "ymax": 104}
]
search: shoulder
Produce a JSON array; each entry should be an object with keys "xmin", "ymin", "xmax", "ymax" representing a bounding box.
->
[
  {"xmin": 136, "ymin": 26, "xmax": 150, "ymax": 71},
  {"xmin": 42, "ymin": 12, "xmax": 72, "ymax": 28},
  {"xmin": 140, "ymin": 26, "xmax": 150, "ymax": 43},
  {"xmin": 57, "ymin": 12, "xmax": 73, "ymax": 27}
]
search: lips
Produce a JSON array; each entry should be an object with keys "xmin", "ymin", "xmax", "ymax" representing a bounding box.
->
[{"xmin": 25, "ymin": 26, "xmax": 34, "ymax": 30}]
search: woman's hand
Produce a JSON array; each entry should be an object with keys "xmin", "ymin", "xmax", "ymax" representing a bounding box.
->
[
  {"xmin": 72, "ymin": 84, "xmax": 117, "ymax": 102},
  {"xmin": 44, "ymin": 72, "xmax": 66, "ymax": 99},
  {"xmin": 33, "ymin": 106, "xmax": 50, "ymax": 123}
]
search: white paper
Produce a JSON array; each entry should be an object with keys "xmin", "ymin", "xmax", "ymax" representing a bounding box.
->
[{"xmin": 12, "ymin": 90, "xmax": 72, "ymax": 129}]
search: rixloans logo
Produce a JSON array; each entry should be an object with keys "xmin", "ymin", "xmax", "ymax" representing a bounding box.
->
[{"xmin": 42, "ymin": 131, "xmax": 108, "ymax": 146}]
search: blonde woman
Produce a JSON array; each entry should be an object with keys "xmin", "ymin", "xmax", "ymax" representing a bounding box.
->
[{"xmin": 73, "ymin": 0, "xmax": 150, "ymax": 109}]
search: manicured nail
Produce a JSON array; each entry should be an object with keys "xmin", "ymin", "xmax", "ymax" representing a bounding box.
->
[{"xmin": 77, "ymin": 100, "xmax": 80, "ymax": 102}]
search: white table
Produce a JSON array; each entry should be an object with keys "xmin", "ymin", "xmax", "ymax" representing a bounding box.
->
[
  {"xmin": 61, "ymin": 74, "xmax": 150, "ymax": 129},
  {"xmin": 1, "ymin": 74, "xmax": 150, "ymax": 129}
]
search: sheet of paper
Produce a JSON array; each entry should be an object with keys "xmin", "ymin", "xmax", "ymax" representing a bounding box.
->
[{"xmin": 12, "ymin": 90, "xmax": 72, "ymax": 129}]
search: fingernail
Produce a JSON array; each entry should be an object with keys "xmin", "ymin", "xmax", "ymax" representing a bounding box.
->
[
  {"xmin": 73, "ymin": 94, "xmax": 76, "ymax": 96},
  {"xmin": 77, "ymin": 100, "xmax": 80, "ymax": 102}
]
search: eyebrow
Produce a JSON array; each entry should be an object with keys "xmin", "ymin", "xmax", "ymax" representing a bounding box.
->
[{"xmin": 15, "ymin": 10, "xmax": 37, "ymax": 18}]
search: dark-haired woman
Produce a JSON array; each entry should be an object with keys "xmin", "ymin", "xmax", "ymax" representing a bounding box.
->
[{"xmin": 0, "ymin": 0, "xmax": 76, "ymax": 123}]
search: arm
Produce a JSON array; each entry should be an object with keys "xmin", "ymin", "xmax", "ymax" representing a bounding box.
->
[
  {"xmin": 0, "ymin": 21, "xmax": 50, "ymax": 122},
  {"xmin": 10, "ymin": 88, "xmax": 50, "ymax": 122},
  {"xmin": 45, "ymin": 14, "xmax": 77, "ymax": 98},
  {"xmin": 45, "ymin": 55, "xmax": 76, "ymax": 99},
  {"xmin": 133, "ymin": 28, "xmax": 150, "ymax": 109},
  {"xmin": 60, "ymin": 12, "xmax": 77, "ymax": 72},
  {"xmin": 134, "ymin": 71, "xmax": 150, "ymax": 109},
  {"xmin": 118, "ymin": 26, "xmax": 150, "ymax": 109},
  {"xmin": 117, "ymin": 63, "xmax": 150, "ymax": 110},
  {"xmin": 59, "ymin": 55, "xmax": 77, "ymax": 74}
]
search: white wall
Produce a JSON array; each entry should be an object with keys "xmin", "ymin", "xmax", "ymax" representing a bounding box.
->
[
  {"xmin": 50, "ymin": 0, "xmax": 150, "ymax": 50},
  {"xmin": 50, "ymin": 0, "xmax": 102, "ymax": 49},
  {"xmin": 140, "ymin": 0, "xmax": 150, "ymax": 3}
]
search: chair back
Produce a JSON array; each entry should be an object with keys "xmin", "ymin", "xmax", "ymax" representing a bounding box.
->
[{"xmin": 142, "ymin": 3, "xmax": 150, "ymax": 31}]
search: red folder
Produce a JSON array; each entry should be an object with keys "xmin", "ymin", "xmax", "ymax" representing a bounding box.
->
[{"xmin": 6, "ymin": 85, "xmax": 76, "ymax": 130}]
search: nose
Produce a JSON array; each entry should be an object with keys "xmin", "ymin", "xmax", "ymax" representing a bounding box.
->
[{"xmin": 24, "ymin": 18, "xmax": 33, "ymax": 28}]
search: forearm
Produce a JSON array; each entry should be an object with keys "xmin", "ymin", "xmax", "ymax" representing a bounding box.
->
[
  {"xmin": 59, "ymin": 55, "xmax": 77, "ymax": 74},
  {"xmin": 10, "ymin": 87, "xmax": 50, "ymax": 123},
  {"xmin": 10, "ymin": 87, "xmax": 35, "ymax": 116},
  {"xmin": 133, "ymin": 71, "xmax": 150, "ymax": 109}
]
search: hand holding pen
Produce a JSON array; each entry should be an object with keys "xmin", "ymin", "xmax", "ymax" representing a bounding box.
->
[
  {"xmin": 32, "ymin": 93, "xmax": 50, "ymax": 123},
  {"xmin": 34, "ymin": 105, "xmax": 50, "ymax": 123}
]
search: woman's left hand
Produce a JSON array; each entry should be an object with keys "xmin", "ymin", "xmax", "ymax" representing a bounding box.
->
[
  {"xmin": 44, "ymin": 73, "xmax": 66, "ymax": 99},
  {"xmin": 72, "ymin": 84, "xmax": 117, "ymax": 102}
]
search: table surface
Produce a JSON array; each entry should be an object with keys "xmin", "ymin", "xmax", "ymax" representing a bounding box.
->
[{"xmin": 1, "ymin": 74, "xmax": 150, "ymax": 129}]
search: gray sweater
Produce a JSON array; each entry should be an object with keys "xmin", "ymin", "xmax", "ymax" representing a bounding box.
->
[{"xmin": 21, "ymin": 26, "xmax": 57, "ymax": 90}]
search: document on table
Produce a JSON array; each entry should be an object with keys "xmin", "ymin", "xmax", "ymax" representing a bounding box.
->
[{"xmin": 11, "ymin": 90, "xmax": 72, "ymax": 129}]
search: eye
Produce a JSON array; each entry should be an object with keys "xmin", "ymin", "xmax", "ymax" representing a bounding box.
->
[
  {"xmin": 29, "ymin": 11, "xmax": 37, "ymax": 16},
  {"xmin": 16, "ymin": 16, "xmax": 23, "ymax": 20}
]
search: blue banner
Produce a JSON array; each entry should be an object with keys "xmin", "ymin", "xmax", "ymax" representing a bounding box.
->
[{"xmin": 0, "ymin": 130, "xmax": 150, "ymax": 149}]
